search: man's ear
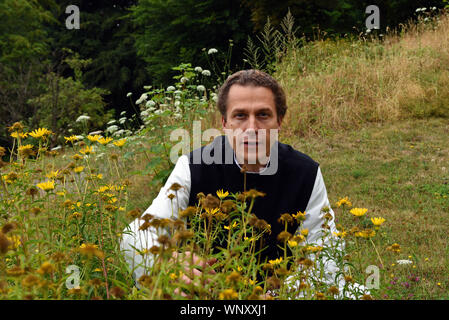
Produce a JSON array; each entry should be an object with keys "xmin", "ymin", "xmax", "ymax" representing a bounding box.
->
[
  {"xmin": 277, "ymin": 115, "xmax": 284, "ymax": 128},
  {"xmin": 221, "ymin": 115, "xmax": 227, "ymax": 129}
]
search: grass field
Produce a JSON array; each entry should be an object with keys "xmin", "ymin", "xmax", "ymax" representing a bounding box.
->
[{"xmin": 288, "ymin": 118, "xmax": 449, "ymax": 299}]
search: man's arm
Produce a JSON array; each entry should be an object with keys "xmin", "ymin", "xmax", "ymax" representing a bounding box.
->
[
  {"xmin": 120, "ymin": 155, "xmax": 191, "ymax": 282},
  {"xmin": 290, "ymin": 166, "xmax": 368, "ymax": 298}
]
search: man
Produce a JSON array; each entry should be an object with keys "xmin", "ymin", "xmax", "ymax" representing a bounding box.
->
[{"xmin": 121, "ymin": 69, "xmax": 365, "ymax": 298}]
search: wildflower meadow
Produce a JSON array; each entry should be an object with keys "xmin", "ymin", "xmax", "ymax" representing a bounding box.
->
[{"xmin": 1, "ymin": 8, "xmax": 448, "ymax": 301}]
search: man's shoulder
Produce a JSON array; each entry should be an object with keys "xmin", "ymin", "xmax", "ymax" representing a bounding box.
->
[{"xmin": 278, "ymin": 141, "xmax": 319, "ymax": 169}]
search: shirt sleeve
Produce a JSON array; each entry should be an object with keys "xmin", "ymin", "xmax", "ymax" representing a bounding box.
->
[{"xmin": 120, "ymin": 155, "xmax": 191, "ymax": 283}]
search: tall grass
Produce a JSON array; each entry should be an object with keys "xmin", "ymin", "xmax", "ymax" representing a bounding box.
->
[{"xmin": 274, "ymin": 11, "xmax": 449, "ymax": 138}]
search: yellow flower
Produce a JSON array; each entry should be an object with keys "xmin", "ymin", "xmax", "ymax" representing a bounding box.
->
[
  {"xmin": 305, "ymin": 245, "xmax": 323, "ymax": 253},
  {"xmin": 11, "ymin": 132, "xmax": 28, "ymax": 139},
  {"xmin": 333, "ymin": 231, "xmax": 348, "ymax": 239},
  {"xmin": 292, "ymin": 211, "xmax": 306, "ymax": 221},
  {"xmin": 74, "ymin": 166, "xmax": 85, "ymax": 174},
  {"xmin": 96, "ymin": 185, "xmax": 111, "ymax": 193},
  {"xmin": 78, "ymin": 243, "xmax": 105, "ymax": 259},
  {"xmin": 7, "ymin": 235, "xmax": 21, "ymax": 250},
  {"xmin": 219, "ymin": 288, "xmax": 238, "ymax": 300},
  {"xmin": 224, "ymin": 221, "xmax": 238, "ymax": 230},
  {"xmin": 204, "ymin": 207, "xmax": 219, "ymax": 216},
  {"xmin": 169, "ymin": 273, "xmax": 178, "ymax": 280},
  {"xmin": 268, "ymin": 257, "xmax": 283, "ymax": 265},
  {"xmin": 98, "ymin": 137, "xmax": 113, "ymax": 145},
  {"xmin": 355, "ymin": 229, "xmax": 376, "ymax": 238},
  {"xmin": 64, "ymin": 135, "xmax": 79, "ymax": 143},
  {"xmin": 288, "ymin": 240, "xmax": 298, "ymax": 247},
  {"xmin": 350, "ymin": 208, "xmax": 368, "ymax": 217},
  {"xmin": 46, "ymin": 170, "xmax": 60, "ymax": 179},
  {"xmin": 336, "ymin": 196, "xmax": 352, "ymax": 208},
  {"xmin": 216, "ymin": 189, "xmax": 229, "ymax": 199},
  {"xmin": 29, "ymin": 128, "xmax": 52, "ymax": 139},
  {"xmin": 79, "ymin": 145, "xmax": 94, "ymax": 155},
  {"xmin": 18, "ymin": 144, "xmax": 35, "ymax": 156},
  {"xmin": 387, "ymin": 243, "xmax": 401, "ymax": 253},
  {"xmin": 36, "ymin": 180, "xmax": 55, "ymax": 192},
  {"xmin": 87, "ymin": 135, "xmax": 102, "ymax": 142},
  {"xmin": 71, "ymin": 212, "xmax": 82, "ymax": 218},
  {"xmin": 56, "ymin": 191, "xmax": 66, "ymax": 197},
  {"xmin": 371, "ymin": 217, "xmax": 386, "ymax": 227},
  {"xmin": 113, "ymin": 138, "xmax": 127, "ymax": 148},
  {"xmin": 300, "ymin": 228, "xmax": 309, "ymax": 237}
]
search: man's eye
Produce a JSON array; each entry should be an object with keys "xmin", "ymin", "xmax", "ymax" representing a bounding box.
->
[
  {"xmin": 258, "ymin": 113, "xmax": 269, "ymax": 118},
  {"xmin": 235, "ymin": 113, "xmax": 246, "ymax": 119}
]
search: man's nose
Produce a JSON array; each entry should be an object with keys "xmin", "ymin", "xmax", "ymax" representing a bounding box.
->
[{"xmin": 246, "ymin": 115, "xmax": 258, "ymax": 132}]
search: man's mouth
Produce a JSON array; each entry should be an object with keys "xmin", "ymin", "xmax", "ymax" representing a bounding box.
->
[{"xmin": 243, "ymin": 141, "xmax": 258, "ymax": 146}]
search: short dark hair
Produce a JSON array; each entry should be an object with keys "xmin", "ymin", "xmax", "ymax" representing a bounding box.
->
[{"xmin": 217, "ymin": 69, "xmax": 287, "ymax": 122}]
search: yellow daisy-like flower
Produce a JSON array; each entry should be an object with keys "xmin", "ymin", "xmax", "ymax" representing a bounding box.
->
[
  {"xmin": 7, "ymin": 235, "xmax": 21, "ymax": 250},
  {"xmin": 204, "ymin": 207, "xmax": 219, "ymax": 216},
  {"xmin": 11, "ymin": 132, "xmax": 28, "ymax": 139},
  {"xmin": 87, "ymin": 135, "xmax": 102, "ymax": 142},
  {"xmin": 300, "ymin": 228, "xmax": 309, "ymax": 237},
  {"xmin": 349, "ymin": 208, "xmax": 368, "ymax": 217},
  {"xmin": 371, "ymin": 217, "xmax": 386, "ymax": 227},
  {"xmin": 333, "ymin": 231, "xmax": 348, "ymax": 239},
  {"xmin": 169, "ymin": 273, "xmax": 178, "ymax": 280},
  {"xmin": 64, "ymin": 135, "xmax": 79, "ymax": 143},
  {"xmin": 96, "ymin": 185, "xmax": 111, "ymax": 193},
  {"xmin": 29, "ymin": 128, "xmax": 52, "ymax": 139},
  {"xmin": 74, "ymin": 166, "xmax": 84, "ymax": 174},
  {"xmin": 36, "ymin": 180, "xmax": 55, "ymax": 192},
  {"xmin": 224, "ymin": 221, "xmax": 238, "ymax": 230},
  {"xmin": 292, "ymin": 211, "xmax": 306, "ymax": 221},
  {"xmin": 113, "ymin": 138, "xmax": 127, "ymax": 148},
  {"xmin": 46, "ymin": 170, "xmax": 60, "ymax": 179},
  {"xmin": 219, "ymin": 288, "xmax": 238, "ymax": 300},
  {"xmin": 336, "ymin": 196, "xmax": 352, "ymax": 208},
  {"xmin": 216, "ymin": 189, "xmax": 229, "ymax": 200},
  {"xmin": 18, "ymin": 144, "xmax": 35, "ymax": 157},
  {"xmin": 355, "ymin": 229, "xmax": 376, "ymax": 238},
  {"xmin": 98, "ymin": 137, "xmax": 113, "ymax": 145},
  {"xmin": 79, "ymin": 145, "xmax": 94, "ymax": 155},
  {"xmin": 288, "ymin": 240, "xmax": 298, "ymax": 247},
  {"xmin": 268, "ymin": 257, "xmax": 283, "ymax": 265}
]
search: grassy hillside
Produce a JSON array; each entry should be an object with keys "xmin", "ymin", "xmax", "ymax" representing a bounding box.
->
[{"xmin": 276, "ymin": 12, "xmax": 449, "ymax": 138}]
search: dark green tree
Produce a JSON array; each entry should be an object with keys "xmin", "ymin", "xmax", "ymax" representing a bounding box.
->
[
  {"xmin": 132, "ymin": 0, "xmax": 253, "ymax": 86},
  {"xmin": 0, "ymin": 0, "xmax": 55, "ymax": 147}
]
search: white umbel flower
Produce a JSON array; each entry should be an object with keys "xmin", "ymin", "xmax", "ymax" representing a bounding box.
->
[
  {"xmin": 106, "ymin": 125, "xmax": 119, "ymax": 134},
  {"xmin": 208, "ymin": 48, "xmax": 218, "ymax": 54},
  {"xmin": 196, "ymin": 85, "xmax": 206, "ymax": 91},
  {"xmin": 136, "ymin": 93, "xmax": 148, "ymax": 105},
  {"xmin": 396, "ymin": 259, "xmax": 413, "ymax": 265},
  {"xmin": 167, "ymin": 86, "xmax": 175, "ymax": 92},
  {"xmin": 146, "ymin": 100, "xmax": 156, "ymax": 107},
  {"xmin": 76, "ymin": 115, "xmax": 91, "ymax": 123},
  {"xmin": 202, "ymin": 70, "xmax": 211, "ymax": 76},
  {"xmin": 194, "ymin": 66, "xmax": 203, "ymax": 72}
]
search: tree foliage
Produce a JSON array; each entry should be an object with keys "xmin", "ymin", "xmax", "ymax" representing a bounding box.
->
[{"xmin": 132, "ymin": 0, "xmax": 253, "ymax": 86}]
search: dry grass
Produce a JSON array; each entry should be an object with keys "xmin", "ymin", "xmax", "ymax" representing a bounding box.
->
[{"xmin": 276, "ymin": 11, "xmax": 449, "ymax": 139}]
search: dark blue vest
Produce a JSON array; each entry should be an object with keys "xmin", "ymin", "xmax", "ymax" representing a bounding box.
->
[{"xmin": 188, "ymin": 135, "xmax": 319, "ymax": 263}]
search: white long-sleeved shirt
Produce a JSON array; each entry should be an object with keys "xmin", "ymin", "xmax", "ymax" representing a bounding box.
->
[{"xmin": 120, "ymin": 154, "xmax": 368, "ymax": 298}]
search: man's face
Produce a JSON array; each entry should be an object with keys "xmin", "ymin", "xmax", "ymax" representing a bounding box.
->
[{"xmin": 222, "ymin": 84, "xmax": 282, "ymax": 168}]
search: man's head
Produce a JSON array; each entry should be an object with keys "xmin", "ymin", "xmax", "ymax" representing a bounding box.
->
[
  {"xmin": 217, "ymin": 70, "xmax": 287, "ymax": 170},
  {"xmin": 217, "ymin": 69, "xmax": 287, "ymax": 124}
]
